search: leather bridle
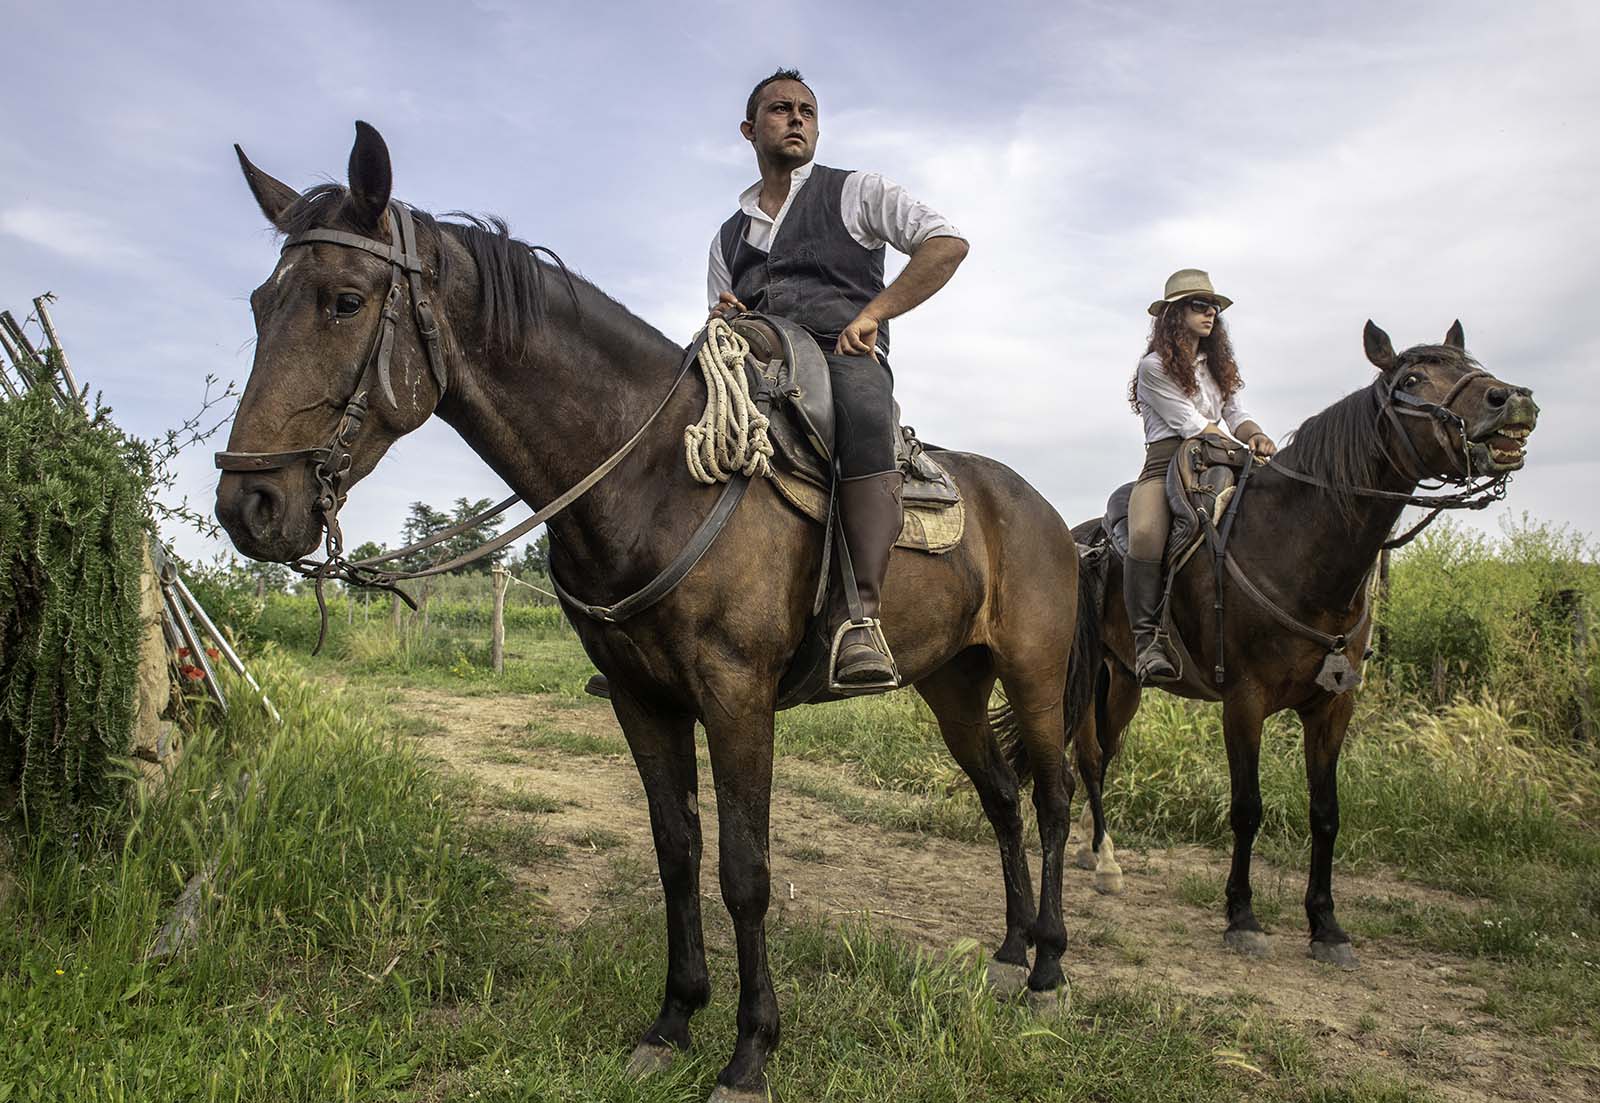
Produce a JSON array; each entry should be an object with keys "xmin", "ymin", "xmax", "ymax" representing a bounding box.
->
[
  {"xmin": 216, "ymin": 200, "xmax": 446, "ymax": 556},
  {"xmin": 215, "ymin": 202, "xmax": 719, "ymax": 650},
  {"xmin": 1269, "ymin": 360, "xmax": 1516, "ymax": 549},
  {"xmin": 1197, "ymin": 359, "xmax": 1521, "ymax": 689}
]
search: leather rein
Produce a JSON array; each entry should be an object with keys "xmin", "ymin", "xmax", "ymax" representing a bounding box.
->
[
  {"xmin": 215, "ymin": 201, "xmax": 715, "ymax": 650},
  {"xmin": 1200, "ymin": 363, "xmax": 1511, "ymax": 689}
]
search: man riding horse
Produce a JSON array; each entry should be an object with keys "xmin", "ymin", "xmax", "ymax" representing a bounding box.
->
[{"xmin": 710, "ymin": 68, "xmax": 970, "ymax": 692}]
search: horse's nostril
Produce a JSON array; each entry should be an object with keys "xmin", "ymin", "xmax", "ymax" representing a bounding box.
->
[
  {"xmin": 241, "ymin": 482, "xmax": 284, "ymax": 532},
  {"xmin": 1486, "ymin": 386, "xmax": 1509, "ymax": 408}
]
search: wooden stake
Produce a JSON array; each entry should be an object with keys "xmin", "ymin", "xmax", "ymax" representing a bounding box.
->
[
  {"xmin": 491, "ymin": 566, "xmax": 508, "ymax": 675},
  {"xmin": 32, "ymin": 295, "xmax": 82, "ymax": 403}
]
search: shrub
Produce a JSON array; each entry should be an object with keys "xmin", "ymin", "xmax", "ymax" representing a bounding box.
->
[{"xmin": 0, "ymin": 389, "xmax": 152, "ymax": 833}]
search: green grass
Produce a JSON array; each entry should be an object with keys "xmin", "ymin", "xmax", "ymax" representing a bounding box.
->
[
  {"xmin": 1, "ymin": 657, "xmax": 1443, "ymax": 1102},
  {"xmin": 231, "ymin": 572, "xmax": 1600, "ymax": 1061}
]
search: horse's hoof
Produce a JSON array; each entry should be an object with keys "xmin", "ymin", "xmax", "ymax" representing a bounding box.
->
[
  {"xmin": 707, "ymin": 1086, "xmax": 769, "ymax": 1103},
  {"xmin": 1025, "ymin": 981, "xmax": 1071, "ymax": 1018},
  {"xmin": 1309, "ymin": 940, "xmax": 1360, "ymax": 970},
  {"xmin": 625, "ymin": 1042, "xmax": 676, "ymax": 1080},
  {"xmin": 1223, "ymin": 928, "xmax": 1270, "ymax": 959},
  {"xmin": 986, "ymin": 959, "xmax": 1029, "ymax": 999},
  {"xmin": 1092, "ymin": 869, "xmax": 1124, "ymax": 895},
  {"xmin": 1072, "ymin": 848, "xmax": 1097, "ymax": 871}
]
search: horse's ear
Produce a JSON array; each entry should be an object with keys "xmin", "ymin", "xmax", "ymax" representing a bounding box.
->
[
  {"xmin": 346, "ymin": 120, "xmax": 392, "ymax": 231},
  {"xmin": 1363, "ymin": 320, "xmax": 1397, "ymax": 372},
  {"xmin": 235, "ymin": 144, "xmax": 298, "ymax": 229},
  {"xmin": 1443, "ymin": 319, "xmax": 1465, "ymax": 350}
]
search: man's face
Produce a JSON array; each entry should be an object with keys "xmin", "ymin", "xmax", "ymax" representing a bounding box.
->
[{"xmin": 741, "ymin": 80, "xmax": 818, "ymax": 168}]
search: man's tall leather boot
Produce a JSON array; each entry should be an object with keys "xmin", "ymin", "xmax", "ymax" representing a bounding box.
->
[
  {"xmin": 1123, "ymin": 553, "xmax": 1179, "ymax": 684},
  {"xmin": 832, "ymin": 470, "xmax": 903, "ymax": 693}
]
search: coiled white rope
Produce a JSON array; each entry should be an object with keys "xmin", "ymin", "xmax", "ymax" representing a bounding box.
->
[{"xmin": 683, "ymin": 317, "xmax": 773, "ymax": 485}]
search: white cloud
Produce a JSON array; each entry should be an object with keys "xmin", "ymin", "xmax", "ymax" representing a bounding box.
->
[{"xmin": 0, "ymin": 205, "xmax": 145, "ymax": 268}]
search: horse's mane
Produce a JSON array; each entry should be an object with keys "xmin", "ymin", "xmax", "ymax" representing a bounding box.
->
[
  {"xmin": 1278, "ymin": 344, "xmax": 1479, "ymax": 521},
  {"xmin": 274, "ymin": 184, "xmax": 675, "ymax": 361}
]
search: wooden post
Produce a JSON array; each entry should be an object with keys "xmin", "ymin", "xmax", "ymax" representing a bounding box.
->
[
  {"xmin": 1565, "ymin": 590, "xmax": 1594, "ymax": 744},
  {"xmin": 491, "ymin": 566, "xmax": 508, "ymax": 675}
]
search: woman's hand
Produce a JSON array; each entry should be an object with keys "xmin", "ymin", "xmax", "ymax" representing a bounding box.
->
[{"xmin": 1248, "ymin": 432, "xmax": 1277, "ymax": 457}]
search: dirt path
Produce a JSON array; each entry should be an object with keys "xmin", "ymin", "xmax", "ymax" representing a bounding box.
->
[{"xmin": 391, "ymin": 684, "xmax": 1591, "ymax": 1103}]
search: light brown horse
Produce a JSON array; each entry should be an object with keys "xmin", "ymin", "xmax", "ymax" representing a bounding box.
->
[
  {"xmin": 214, "ymin": 123, "xmax": 1094, "ymax": 1102},
  {"xmin": 1052, "ymin": 323, "xmax": 1537, "ymax": 967}
]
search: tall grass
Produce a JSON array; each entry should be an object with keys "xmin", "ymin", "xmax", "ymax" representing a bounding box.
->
[
  {"xmin": 0, "ymin": 656, "xmax": 510, "ymax": 1100},
  {"xmin": 1379, "ymin": 515, "xmax": 1598, "ymax": 735}
]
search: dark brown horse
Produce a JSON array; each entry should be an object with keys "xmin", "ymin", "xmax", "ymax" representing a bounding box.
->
[
  {"xmin": 1056, "ymin": 323, "xmax": 1537, "ymax": 967},
  {"xmin": 214, "ymin": 123, "xmax": 1092, "ymax": 1102}
]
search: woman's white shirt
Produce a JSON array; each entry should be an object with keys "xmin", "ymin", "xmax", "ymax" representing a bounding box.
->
[{"xmin": 1135, "ymin": 351, "xmax": 1255, "ymax": 444}]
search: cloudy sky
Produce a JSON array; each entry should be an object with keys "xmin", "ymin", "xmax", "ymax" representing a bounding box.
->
[{"xmin": 2, "ymin": 0, "xmax": 1595, "ymax": 566}]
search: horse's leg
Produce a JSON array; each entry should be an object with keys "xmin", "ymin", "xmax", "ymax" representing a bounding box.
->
[
  {"xmin": 1221, "ymin": 693, "xmax": 1270, "ymax": 957},
  {"xmin": 994, "ymin": 664, "xmax": 1071, "ymax": 1005},
  {"xmin": 914, "ymin": 653, "xmax": 1036, "ymax": 998},
  {"xmin": 702, "ymin": 700, "xmax": 781, "ymax": 1102},
  {"xmin": 610, "ymin": 689, "xmax": 709, "ymax": 1076},
  {"xmin": 1074, "ymin": 665, "xmax": 1138, "ymax": 894},
  {"xmin": 1301, "ymin": 692, "xmax": 1360, "ymax": 969}
]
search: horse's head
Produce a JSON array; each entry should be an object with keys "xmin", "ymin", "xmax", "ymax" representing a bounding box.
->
[
  {"xmin": 1363, "ymin": 320, "xmax": 1539, "ymax": 480},
  {"xmin": 216, "ymin": 121, "xmax": 449, "ymax": 563}
]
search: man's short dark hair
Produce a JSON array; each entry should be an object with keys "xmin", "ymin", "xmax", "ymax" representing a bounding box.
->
[{"xmin": 745, "ymin": 68, "xmax": 814, "ymax": 121}]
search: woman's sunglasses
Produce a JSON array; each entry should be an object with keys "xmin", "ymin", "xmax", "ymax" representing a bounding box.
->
[{"xmin": 1185, "ymin": 298, "xmax": 1222, "ymax": 315}]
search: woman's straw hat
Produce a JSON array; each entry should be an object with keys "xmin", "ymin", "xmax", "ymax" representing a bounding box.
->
[{"xmin": 1148, "ymin": 268, "xmax": 1233, "ymax": 316}]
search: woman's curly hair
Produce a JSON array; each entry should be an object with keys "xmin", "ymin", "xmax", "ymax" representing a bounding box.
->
[{"xmin": 1127, "ymin": 301, "xmax": 1243, "ymax": 413}]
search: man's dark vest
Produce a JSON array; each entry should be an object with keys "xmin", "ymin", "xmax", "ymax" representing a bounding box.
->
[{"xmin": 718, "ymin": 164, "xmax": 889, "ymax": 355}]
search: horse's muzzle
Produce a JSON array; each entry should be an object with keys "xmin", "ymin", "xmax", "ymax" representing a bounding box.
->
[
  {"xmin": 1466, "ymin": 388, "xmax": 1539, "ymax": 473},
  {"xmin": 216, "ymin": 470, "xmax": 323, "ymax": 562}
]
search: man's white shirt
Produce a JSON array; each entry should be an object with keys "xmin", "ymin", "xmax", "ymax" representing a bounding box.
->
[{"xmin": 705, "ymin": 161, "xmax": 964, "ymax": 311}]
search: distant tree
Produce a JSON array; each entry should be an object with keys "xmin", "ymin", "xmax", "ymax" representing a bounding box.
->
[
  {"xmin": 397, "ymin": 498, "xmax": 505, "ymax": 575},
  {"xmin": 241, "ymin": 559, "xmax": 293, "ymax": 598},
  {"xmin": 516, "ymin": 531, "xmax": 550, "ymax": 577}
]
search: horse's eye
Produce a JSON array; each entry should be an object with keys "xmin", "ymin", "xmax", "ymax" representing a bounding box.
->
[
  {"xmin": 1400, "ymin": 372, "xmax": 1424, "ymax": 389},
  {"xmin": 334, "ymin": 292, "xmax": 364, "ymax": 319}
]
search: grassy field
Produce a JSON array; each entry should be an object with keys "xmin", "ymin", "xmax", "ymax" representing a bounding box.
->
[
  {"xmin": 3, "ymin": 520, "xmax": 1596, "ymax": 1101},
  {"xmin": 1, "ymin": 653, "xmax": 1445, "ymax": 1103}
]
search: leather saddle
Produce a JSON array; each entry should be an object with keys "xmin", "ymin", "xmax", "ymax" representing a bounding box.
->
[
  {"xmin": 1102, "ymin": 434, "xmax": 1255, "ymax": 567},
  {"xmin": 731, "ymin": 315, "xmax": 960, "ymax": 509}
]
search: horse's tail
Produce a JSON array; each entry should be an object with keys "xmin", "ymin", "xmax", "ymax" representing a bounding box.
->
[{"xmin": 994, "ymin": 544, "xmax": 1111, "ymax": 783}]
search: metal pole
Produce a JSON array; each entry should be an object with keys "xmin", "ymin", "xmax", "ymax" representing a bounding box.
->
[
  {"xmin": 173, "ymin": 574, "xmax": 281, "ymax": 725},
  {"xmin": 161, "ymin": 572, "xmax": 227, "ymax": 713},
  {"xmin": 32, "ymin": 296, "xmax": 82, "ymax": 404}
]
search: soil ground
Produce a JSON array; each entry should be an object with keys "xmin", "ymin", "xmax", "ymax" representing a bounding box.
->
[{"xmin": 384, "ymin": 683, "xmax": 1595, "ymax": 1103}]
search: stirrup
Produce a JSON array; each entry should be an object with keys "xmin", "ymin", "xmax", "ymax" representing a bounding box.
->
[
  {"xmin": 827, "ymin": 617, "xmax": 900, "ymax": 694},
  {"xmin": 1135, "ymin": 631, "xmax": 1181, "ymax": 684}
]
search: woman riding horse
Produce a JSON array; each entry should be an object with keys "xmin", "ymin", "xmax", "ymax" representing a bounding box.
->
[{"xmin": 1125, "ymin": 269, "xmax": 1276, "ymax": 683}]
